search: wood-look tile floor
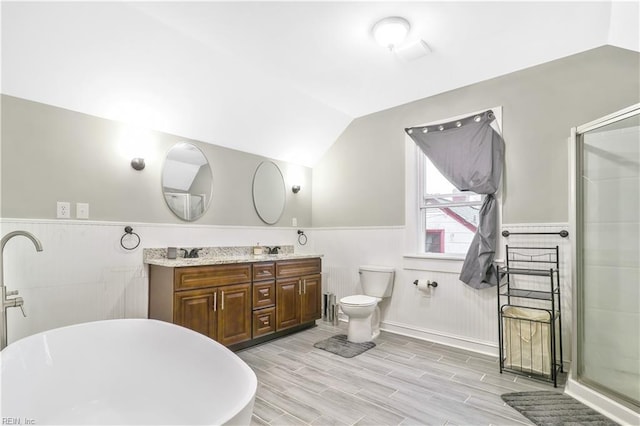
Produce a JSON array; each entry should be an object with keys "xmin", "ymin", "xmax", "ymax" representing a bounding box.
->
[{"xmin": 237, "ymin": 322, "xmax": 566, "ymax": 426}]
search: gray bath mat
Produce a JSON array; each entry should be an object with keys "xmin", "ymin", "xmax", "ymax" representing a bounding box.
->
[
  {"xmin": 501, "ymin": 391, "xmax": 618, "ymax": 425},
  {"xmin": 313, "ymin": 334, "xmax": 375, "ymax": 358}
]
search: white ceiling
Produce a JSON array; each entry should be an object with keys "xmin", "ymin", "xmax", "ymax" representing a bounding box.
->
[{"xmin": 1, "ymin": 1, "xmax": 638, "ymax": 166}]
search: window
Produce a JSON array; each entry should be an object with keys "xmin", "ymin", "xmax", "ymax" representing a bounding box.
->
[
  {"xmin": 407, "ymin": 107, "xmax": 503, "ymax": 260},
  {"xmin": 418, "ymin": 154, "xmax": 483, "ymax": 255}
]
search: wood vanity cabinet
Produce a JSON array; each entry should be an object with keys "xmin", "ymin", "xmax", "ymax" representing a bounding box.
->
[
  {"xmin": 149, "ymin": 263, "xmax": 252, "ymax": 347},
  {"xmin": 275, "ymin": 258, "xmax": 322, "ymax": 331},
  {"xmin": 148, "ymin": 257, "xmax": 321, "ymax": 349}
]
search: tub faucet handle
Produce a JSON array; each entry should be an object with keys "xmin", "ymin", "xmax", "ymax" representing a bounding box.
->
[{"xmin": 4, "ymin": 292, "xmax": 26, "ymax": 317}]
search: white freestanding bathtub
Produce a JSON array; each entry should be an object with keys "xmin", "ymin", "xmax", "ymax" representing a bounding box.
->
[{"xmin": 0, "ymin": 319, "xmax": 257, "ymax": 425}]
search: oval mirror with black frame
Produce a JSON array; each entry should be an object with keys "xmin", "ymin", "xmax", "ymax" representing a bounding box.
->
[
  {"xmin": 162, "ymin": 142, "xmax": 213, "ymax": 221},
  {"xmin": 253, "ymin": 161, "xmax": 286, "ymax": 225}
]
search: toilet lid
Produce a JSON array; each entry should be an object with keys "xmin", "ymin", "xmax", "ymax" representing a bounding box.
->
[{"xmin": 340, "ymin": 295, "xmax": 377, "ymax": 306}]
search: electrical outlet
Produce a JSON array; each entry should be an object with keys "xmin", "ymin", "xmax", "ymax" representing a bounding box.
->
[
  {"xmin": 76, "ymin": 202, "xmax": 89, "ymax": 219},
  {"xmin": 292, "ymin": 217, "xmax": 297, "ymax": 227},
  {"xmin": 57, "ymin": 201, "xmax": 71, "ymax": 219}
]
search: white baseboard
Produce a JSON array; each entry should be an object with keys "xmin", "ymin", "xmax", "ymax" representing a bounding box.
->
[
  {"xmin": 565, "ymin": 378, "xmax": 639, "ymax": 425},
  {"xmin": 381, "ymin": 320, "xmax": 498, "ymax": 357}
]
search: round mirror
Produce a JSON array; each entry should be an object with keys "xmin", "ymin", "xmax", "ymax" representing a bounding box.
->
[
  {"xmin": 162, "ymin": 142, "xmax": 213, "ymax": 221},
  {"xmin": 252, "ymin": 161, "xmax": 285, "ymax": 225}
]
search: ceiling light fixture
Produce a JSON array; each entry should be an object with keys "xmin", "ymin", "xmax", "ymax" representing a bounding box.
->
[{"xmin": 372, "ymin": 16, "xmax": 410, "ymax": 51}]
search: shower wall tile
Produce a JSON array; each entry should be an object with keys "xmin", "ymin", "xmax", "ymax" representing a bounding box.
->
[
  {"xmin": 580, "ymin": 121, "xmax": 640, "ymax": 405},
  {"xmin": 583, "ymin": 126, "xmax": 640, "ymax": 180},
  {"xmin": 583, "ymin": 266, "xmax": 639, "ymax": 313},
  {"xmin": 583, "ymin": 177, "xmax": 639, "ymax": 224},
  {"xmin": 583, "ymin": 223, "xmax": 639, "ymax": 268},
  {"xmin": 584, "ymin": 309, "xmax": 640, "ymax": 357}
]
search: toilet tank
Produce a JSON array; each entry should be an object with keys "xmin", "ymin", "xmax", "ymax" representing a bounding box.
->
[{"xmin": 359, "ymin": 265, "xmax": 395, "ymax": 298}]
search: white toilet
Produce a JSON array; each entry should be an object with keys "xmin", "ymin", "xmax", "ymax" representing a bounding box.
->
[{"xmin": 339, "ymin": 265, "xmax": 395, "ymax": 343}]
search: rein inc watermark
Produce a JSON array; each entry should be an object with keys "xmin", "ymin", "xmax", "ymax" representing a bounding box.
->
[{"xmin": 2, "ymin": 418, "xmax": 35, "ymax": 425}]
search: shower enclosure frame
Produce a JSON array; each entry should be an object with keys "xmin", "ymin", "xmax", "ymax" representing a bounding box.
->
[{"xmin": 568, "ymin": 103, "xmax": 640, "ymax": 424}]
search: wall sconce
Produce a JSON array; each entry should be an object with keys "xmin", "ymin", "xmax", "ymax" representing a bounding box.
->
[
  {"xmin": 131, "ymin": 157, "xmax": 146, "ymax": 171},
  {"xmin": 292, "ymin": 185, "xmax": 301, "ymax": 194}
]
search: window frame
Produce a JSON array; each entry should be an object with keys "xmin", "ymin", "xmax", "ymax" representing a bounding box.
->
[{"xmin": 406, "ymin": 106, "xmax": 504, "ymax": 261}]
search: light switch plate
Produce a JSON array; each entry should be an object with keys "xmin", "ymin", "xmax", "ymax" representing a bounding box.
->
[
  {"xmin": 57, "ymin": 201, "xmax": 71, "ymax": 219},
  {"xmin": 76, "ymin": 203, "xmax": 89, "ymax": 219}
]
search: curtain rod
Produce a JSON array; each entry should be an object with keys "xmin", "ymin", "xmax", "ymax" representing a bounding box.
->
[{"xmin": 406, "ymin": 110, "xmax": 494, "ymax": 135}]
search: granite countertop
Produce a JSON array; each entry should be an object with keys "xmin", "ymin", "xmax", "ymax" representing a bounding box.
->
[{"xmin": 143, "ymin": 246, "xmax": 322, "ymax": 267}]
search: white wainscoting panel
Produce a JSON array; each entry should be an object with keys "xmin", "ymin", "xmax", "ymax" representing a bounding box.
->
[
  {"xmin": 313, "ymin": 223, "xmax": 573, "ymax": 358},
  {"xmin": 313, "ymin": 227, "xmax": 498, "ymax": 355},
  {"xmin": 1, "ymin": 219, "xmax": 306, "ymax": 344},
  {"xmin": 1, "ymin": 219, "xmax": 572, "ymax": 361}
]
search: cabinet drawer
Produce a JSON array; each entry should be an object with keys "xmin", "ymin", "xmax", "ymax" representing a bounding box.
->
[
  {"xmin": 253, "ymin": 262, "xmax": 275, "ymax": 281},
  {"xmin": 253, "ymin": 307, "xmax": 275, "ymax": 337},
  {"xmin": 253, "ymin": 281, "xmax": 275, "ymax": 309},
  {"xmin": 175, "ymin": 264, "xmax": 251, "ymax": 290},
  {"xmin": 276, "ymin": 258, "xmax": 321, "ymax": 279}
]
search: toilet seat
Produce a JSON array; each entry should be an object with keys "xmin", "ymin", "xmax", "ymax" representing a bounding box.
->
[{"xmin": 340, "ymin": 295, "xmax": 377, "ymax": 306}]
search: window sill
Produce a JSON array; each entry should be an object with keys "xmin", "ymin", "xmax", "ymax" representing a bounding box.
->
[
  {"xmin": 405, "ymin": 253, "xmax": 465, "ymax": 261},
  {"xmin": 403, "ymin": 254, "xmax": 464, "ymax": 273}
]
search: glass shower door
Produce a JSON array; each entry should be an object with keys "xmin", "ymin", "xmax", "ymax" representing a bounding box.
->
[{"xmin": 577, "ymin": 109, "xmax": 640, "ymax": 408}]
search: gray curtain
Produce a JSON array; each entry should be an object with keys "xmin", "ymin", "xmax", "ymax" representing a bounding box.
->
[{"xmin": 406, "ymin": 110, "xmax": 504, "ymax": 289}]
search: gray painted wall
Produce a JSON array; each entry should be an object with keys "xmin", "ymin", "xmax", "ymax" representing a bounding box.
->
[
  {"xmin": 312, "ymin": 46, "xmax": 640, "ymax": 227},
  {"xmin": 1, "ymin": 95, "xmax": 312, "ymax": 226}
]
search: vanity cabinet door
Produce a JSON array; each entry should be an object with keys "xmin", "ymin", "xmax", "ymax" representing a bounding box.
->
[
  {"xmin": 300, "ymin": 274, "xmax": 322, "ymax": 324},
  {"xmin": 174, "ymin": 288, "xmax": 218, "ymax": 341},
  {"xmin": 276, "ymin": 277, "xmax": 301, "ymax": 331},
  {"xmin": 217, "ymin": 283, "xmax": 252, "ymax": 346}
]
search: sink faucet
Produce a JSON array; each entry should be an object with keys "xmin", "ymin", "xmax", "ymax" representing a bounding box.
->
[
  {"xmin": 180, "ymin": 248, "xmax": 201, "ymax": 258},
  {"xmin": 1, "ymin": 231, "xmax": 43, "ymax": 350},
  {"xmin": 266, "ymin": 246, "xmax": 281, "ymax": 255}
]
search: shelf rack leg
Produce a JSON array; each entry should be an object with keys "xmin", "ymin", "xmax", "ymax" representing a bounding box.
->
[{"xmin": 497, "ymin": 264, "xmax": 504, "ymax": 374}]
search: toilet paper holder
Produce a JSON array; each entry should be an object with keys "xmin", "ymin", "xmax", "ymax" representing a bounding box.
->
[{"xmin": 413, "ymin": 279, "xmax": 438, "ymax": 288}]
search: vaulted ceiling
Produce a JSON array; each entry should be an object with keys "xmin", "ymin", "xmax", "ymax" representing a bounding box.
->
[{"xmin": 2, "ymin": 1, "xmax": 638, "ymax": 166}]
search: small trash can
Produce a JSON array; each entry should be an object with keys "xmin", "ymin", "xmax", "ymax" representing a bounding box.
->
[{"xmin": 503, "ymin": 306, "xmax": 552, "ymax": 376}]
